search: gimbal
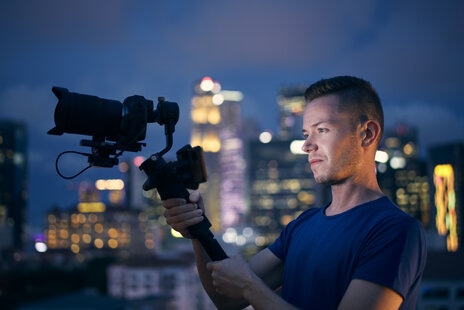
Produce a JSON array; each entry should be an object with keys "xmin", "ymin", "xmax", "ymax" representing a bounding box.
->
[{"xmin": 48, "ymin": 87, "xmax": 228, "ymax": 261}]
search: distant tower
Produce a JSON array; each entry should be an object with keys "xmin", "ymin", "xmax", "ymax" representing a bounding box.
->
[
  {"xmin": 0, "ymin": 120, "xmax": 28, "ymax": 252},
  {"xmin": 377, "ymin": 123, "xmax": 429, "ymax": 226},
  {"xmin": 246, "ymin": 137, "xmax": 329, "ymax": 247},
  {"xmin": 190, "ymin": 77, "xmax": 246, "ymax": 231},
  {"xmin": 277, "ymin": 86, "xmax": 306, "ymax": 140}
]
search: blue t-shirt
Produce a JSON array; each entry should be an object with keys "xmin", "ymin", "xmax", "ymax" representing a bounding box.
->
[{"xmin": 268, "ymin": 196, "xmax": 427, "ymax": 310}]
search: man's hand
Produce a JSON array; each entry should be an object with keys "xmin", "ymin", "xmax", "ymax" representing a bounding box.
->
[
  {"xmin": 207, "ymin": 255, "xmax": 258, "ymax": 299},
  {"xmin": 162, "ymin": 190, "xmax": 205, "ymax": 238}
]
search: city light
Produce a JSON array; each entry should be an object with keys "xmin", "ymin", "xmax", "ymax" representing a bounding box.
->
[
  {"xmin": 207, "ymin": 107, "xmax": 221, "ymax": 124},
  {"xmin": 259, "ymin": 131, "xmax": 273, "ymax": 143},
  {"xmin": 34, "ymin": 241, "xmax": 47, "ymax": 253},
  {"xmin": 222, "ymin": 227, "xmax": 255, "ymax": 246},
  {"xmin": 212, "ymin": 91, "xmax": 245, "ymax": 105},
  {"xmin": 133, "ymin": 156, "xmax": 145, "ymax": 167},
  {"xmin": 375, "ymin": 150, "xmax": 389, "ymax": 163},
  {"xmin": 77, "ymin": 202, "xmax": 106, "ymax": 213},
  {"xmin": 434, "ymin": 164, "xmax": 458, "ymax": 252},
  {"xmin": 390, "ymin": 155, "xmax": 406, "ymax": 169},
  {"xmin": 95, "ymin": 179, "xmax": 124, "ymax": 190},
  {"xmin": 212, "ymin": 94, "xmax": 224, "ymax": 105},
  {"xmin": 199, "ymin": 76, "xmax": 221, "ymax": 93},
  {"xmin": 118, "ymin": 161, "xmax": 129, "ymax": 173},
  {"xmin": 290, "ymin": 140, "xmax": 305, "ymax": 154},
  {"xmin": 199, "ymin": 76, "xmax": 214, "ymax": 91},
  {"xmin": 220, "ymin": 90, "xmax": 244, "ymax": 102}
]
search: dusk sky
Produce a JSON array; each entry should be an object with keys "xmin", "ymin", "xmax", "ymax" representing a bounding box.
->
[{"xmin": 0, "ymin": 1, "xmax": 463, "ymax": 234}]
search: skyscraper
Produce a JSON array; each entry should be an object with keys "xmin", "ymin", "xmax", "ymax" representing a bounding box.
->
[
  {"xmin": 0, "ymin": 120, "xmax": 28, "ymax": 253},
  {"xmin": 277, "ymin": 86, "xmax": 306, "ymax": 140},
  {"xmin": 246, "ymin": 138, "xmax": 328, "ymax": 246},
  {"xmin": 376, "ymin": 123, "xmax": 430, "ymax": 226},
  {"xmin": 190, "ymin": 77, "xmax": 246, "ymax": 231}
]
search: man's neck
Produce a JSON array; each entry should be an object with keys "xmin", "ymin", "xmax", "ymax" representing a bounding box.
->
[{"xmin": 326, "ymin": 182, "xmax": 384, "ymax": 216}]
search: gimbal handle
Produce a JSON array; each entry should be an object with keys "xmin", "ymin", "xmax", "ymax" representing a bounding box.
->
[
  {"xmin": 140, "ymin": 154, "xmax": 228, "ymax": 261},
  {"xmin": 159, "ymin": 183, "xmax": 228, "ymax": 261}
]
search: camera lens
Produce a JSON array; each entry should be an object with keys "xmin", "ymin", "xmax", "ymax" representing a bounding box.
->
[{"xmin": 48, "ymin": 87, "xmax": 123, "ymax": 141}]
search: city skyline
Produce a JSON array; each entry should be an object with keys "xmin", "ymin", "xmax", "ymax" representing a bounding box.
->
[{"xmin": 0, "ymin": 1, "xmax": 463, "ymax": 235}]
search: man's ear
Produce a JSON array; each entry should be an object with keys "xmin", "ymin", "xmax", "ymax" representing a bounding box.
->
[{"xmin": 361, "ymin": 120, "xmax": 381, "ymax": 147}]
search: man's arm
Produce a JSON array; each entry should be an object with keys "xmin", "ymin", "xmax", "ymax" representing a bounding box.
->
[
  {"xmin": 338, "ymin": 279, "xmax": 403, "ymax": 310},
  {"xmin": 206, "ymin": 248, "xmax": 299, "ymax": 310},
  {"xmin": 162, "ymin": 192, "xmax": 289, "ymax": 309}
]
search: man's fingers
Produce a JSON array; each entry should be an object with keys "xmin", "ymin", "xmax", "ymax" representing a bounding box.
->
[
  {"xmin": 165, "ymin": 207, "xmax": 203, "ymax": 227},
  {"xmin": 189, "ymin": 190, "xmax": 201, "ymax": 203},
  {"xmin": 164, "ymin": 203, "xmax": 199, "ymax": 217},
  {"xmin": 161, "ymin": 192, "xmax": 205, "ymax": 239},
  {"xmin": 162, "ymin": 198, "xmax": 187, "ymax": 208}
]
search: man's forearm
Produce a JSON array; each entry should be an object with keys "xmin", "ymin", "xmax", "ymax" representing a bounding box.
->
[
  {"xmin": 192, "ymin": 239, "xmax": 215, "ymax": 295},
  {"xmin": 241, "ymin": 274, "xmax": 298, "ymax": 310},
  {"xmin": 192, "ymin": 240, "xmax": 295, "ymax": 310},
  {"xmin": 192, "ymin": 239, "xmax": 249, "ymax": 309}
]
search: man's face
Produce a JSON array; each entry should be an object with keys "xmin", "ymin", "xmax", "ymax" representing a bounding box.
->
[{"xmin": 301, "ymin": 94, "xmax": 363, "ymax": 185}]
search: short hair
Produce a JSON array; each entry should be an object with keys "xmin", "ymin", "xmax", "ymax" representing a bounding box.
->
[{"xmin": 304, "ymin": 76, "xmax": 384, "ymax": 140}]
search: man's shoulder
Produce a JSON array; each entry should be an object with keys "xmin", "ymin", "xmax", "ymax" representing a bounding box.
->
[{"xmin": 370, "ymin": 197, "xmax": 425, "ymax": 233}]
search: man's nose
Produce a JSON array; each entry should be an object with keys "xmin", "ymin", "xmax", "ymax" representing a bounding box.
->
[{"xmin": 302, "ymin": 138, "xmax": 317, "ymax": 153}]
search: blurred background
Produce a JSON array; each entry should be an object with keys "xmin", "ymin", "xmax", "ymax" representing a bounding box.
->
[{"xmin": 1, "ymin": 1, "xmax": 463, "ymax": 309}]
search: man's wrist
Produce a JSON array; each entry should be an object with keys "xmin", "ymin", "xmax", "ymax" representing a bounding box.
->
[{"xmin": 241, "ymin": 273, "xmax": 266, "ymax": 302}]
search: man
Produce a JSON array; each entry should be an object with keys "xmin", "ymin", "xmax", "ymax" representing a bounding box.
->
[{"xmin": 163, "ymin": 76, "xmax": 427, "ymax": 309}]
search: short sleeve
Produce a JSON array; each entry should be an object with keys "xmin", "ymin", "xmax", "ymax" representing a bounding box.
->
[{"xmin": 353, "ymin": 216, "xmax": 427, "ymax": 298}]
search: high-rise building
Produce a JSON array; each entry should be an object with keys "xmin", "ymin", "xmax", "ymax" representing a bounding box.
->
[
  {"xmin": 218, "ymin": 92, "xmax": 247, "ymax": 229},
  {"xmin": 376, "ymin": 123, "xmax": 430, "ymax": 226},
  {"xmin": 277, "ymin": 86, "xmax": 306, "ymax": 140},
  {"xmin": 428, "ymin": 142, "xmax": 463, "ymax": 252},
  {"xmin": 190, "ymin": 77, "xmax": 246, "ymax": 231},
  {"xmin": 0, "ymin": 120, "xmax": 28, "ymax": 253},
  {"xmin": 246, "ymin": 137, "xmax": 330, "ymax": 247},
  {"xmin": 243, "ymin": 87, "xmax": 329, "ymax": 247}
]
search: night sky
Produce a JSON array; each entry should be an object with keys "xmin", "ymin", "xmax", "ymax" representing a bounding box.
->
[{"xmin": 0, "ymin": 0, "xmax": 463, "ymax": 234}]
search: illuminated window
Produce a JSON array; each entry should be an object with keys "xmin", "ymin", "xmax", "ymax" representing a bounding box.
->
[
  {"xmin": 108, "ymin": 239, "xmax": 118, "ymax": 249},
  {"xmin": 48, "ymin": 214, "xmax": 56, "ymax": 224},
  {"xmin": 207, "ymin": 107, "xmax": 221, "ymax": 124},
  {"xmin": 94, "ymin": 223, "xmax": 104, "ymax": 234},
  {"xmin": 82, "ymin": 234, "xmax": 92, "ymax": 244},
  {"xmin": 94, "ymin": 238, "xmax": 104, "ymax": 249},
  {"xmin": 71, "ymin": 244, "xmax": 80, "ymax": 254},
  {"xmin": 71, "ymin": 233, "xmax": 80, "ymax": 244},
  {"xmin": 108, "ymin": 228, "xmax": 118, "ymax": 238},
  {"xmin": 202, "ymin": 131, "xmax": 221, "ymax": 152}
]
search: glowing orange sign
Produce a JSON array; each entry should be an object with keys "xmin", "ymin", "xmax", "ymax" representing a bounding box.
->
[{"xmin": 433, "ymin": 164, "xmax": 457, "ymax": 251}]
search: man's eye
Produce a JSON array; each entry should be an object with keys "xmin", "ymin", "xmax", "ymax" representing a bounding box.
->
[{"xmin": 317, "ymin": 128, "xmax": 327, "ymax": 133}]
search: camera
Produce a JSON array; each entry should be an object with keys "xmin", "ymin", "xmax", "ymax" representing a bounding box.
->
[
  {"xmin": 48, "ymin": 86, "xmax": 179, "ymax": 167},
  {"xmin": 48, "ymin": 87, "xmax": 228, "ymax": 261}
]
